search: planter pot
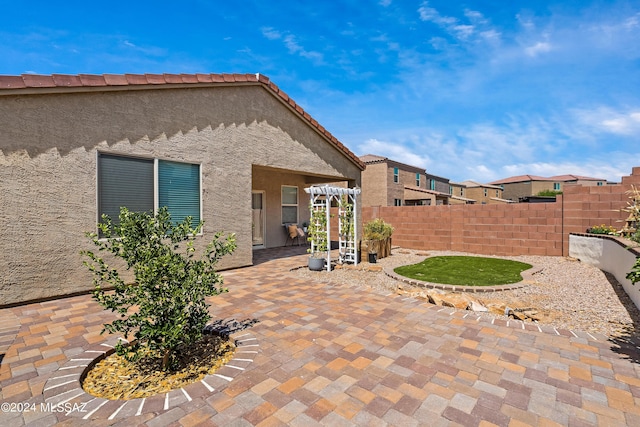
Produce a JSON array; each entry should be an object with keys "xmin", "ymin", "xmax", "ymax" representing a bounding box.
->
[
  {"xmin": 308, "ymin": 256, "xmax": 325, "ymax": 271},
  {"xmin": 368, "ymin": 253, "xmax": 378, "ymax": 263}
]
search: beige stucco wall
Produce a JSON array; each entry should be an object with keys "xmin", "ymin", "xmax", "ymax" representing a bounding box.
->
[
  {"xmin": 0, "ymin": 84, "xmax": 361, "ymax": 305},
  {"xmin": 502, "ymin": 181, "xmax": 559, "ymax": 200},
  {"xmin": 465, "ymin": 187, "xmax": 502, "ymax": 204}
]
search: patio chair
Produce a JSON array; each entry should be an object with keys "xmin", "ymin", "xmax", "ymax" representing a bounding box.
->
[{"xmin": 284, "ymin": 223, "xmax": 305, "ymax": 246}]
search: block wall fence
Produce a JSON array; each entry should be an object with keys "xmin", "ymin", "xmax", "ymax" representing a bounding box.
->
[{"xmin": 360, "ymin": 167, "xmax": 640, "ymax": 257}]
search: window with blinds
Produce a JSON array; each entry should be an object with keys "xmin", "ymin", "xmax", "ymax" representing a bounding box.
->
[
  {"xmin": 281, "ymin": 185, "xmax": 298, "ymax": 224},
  {"xmin": 98, "ymin": 154, "xmax": 154, "ymax": 224},
  {"xmin": 98, "ymin": 153, "xmax": 200, "ymax": 228},
  {"xmin": 158, "ymin": 160, "xmax": 200, "ymax": 225}
]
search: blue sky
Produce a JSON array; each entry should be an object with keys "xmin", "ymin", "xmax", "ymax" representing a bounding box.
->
[{"xmin": 2, "ymin": 0, "xmax": 639, "ymax": 183}]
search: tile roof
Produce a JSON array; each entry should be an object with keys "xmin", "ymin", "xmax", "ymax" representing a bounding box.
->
[
  {"xmin": 490, "ymin": 174, "xmax": 605, "ymax": 185},
  {"xmin": 488, "ymin": 175, "xmax": 550, "ymax": 184},
  {"xmin": 359, "ymin": 154, "xmax": 388, "ymax": 164},
  {"xmin": 0, "ymin": 72, "xmax": 365, "ymax": 170},
  {"xmin": 460, "ymin": 180, "xmax": 502, "ymax": 189},
  {"xmin": 548, "ymin": 174, "xmax": 605, "ymax": 181},
  {"xmin": 404, "ymin": 185, "xmax": 451, "ymax": 197},
  {"xmin": 359, "ymin": 154, "xmax": 426, "ymax": 173}
]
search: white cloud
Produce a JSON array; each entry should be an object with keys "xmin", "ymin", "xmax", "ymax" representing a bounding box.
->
[
  {"xmin": 418, "ymin": 2, "xmax": 460, "ymax": 27},
  {"xmin": 574, "ymin": 107, "xmax": 640, "ymax": 136},
  {"xmin": 516, "ymin": 14, "xmax": 535, "ymax": 31},
  {"xmin": 623, "ymin": 13, "xmax": 640, "ymax": 30},
  {"xmin": 524, "ymin": 41, "xmax": 552, "ymax": 57},
  {"xmin": 464, "ymin": 10, "xmax": 486, "ymax": 25},
  {"xmin": 416, "ymin": 1, "xmax": 500, "ymax": 46},
  {"xmin": 121, "ymin": 40, "xmax": 166, "ymax": 56},
  {"xmin": 379, "ymin": 0, "xmax": 392, "ymax": 7},
  {"xmin": 261, "ymin": 27, "xmax": 281, "ymax": 40},
  {"xmin": 357, "ymin": 138, "xmax": 431, "ymax": 169},
  {"xmin": 453, "ymin": 25, "xmax": 475, "ymax": 40},
  {"xmin": 262, "ymin": 30, "xmax": 324, "ymax": 64}
]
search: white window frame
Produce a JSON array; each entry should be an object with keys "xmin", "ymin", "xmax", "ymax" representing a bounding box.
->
[
  {"xmin": 394, "ymin": 198, "xmax": 402, "ymax": 206},
  {"xmin": 553, "ymin": 182, "xmax": 561, "ymax": 190},
  {"xmin": 281, "ymin": 185, "xmax": 299, "ymax": 225},
  {"xmin": 97, "ymin": 152, "xmax": 202, "ymax": 234},
  {"xmin": 416, "ymin": 173, "xmax": 421, "ymax": 187},
  {"xmin": 393, "ymin": 167, "xmax": 399, "ymax": 183}
]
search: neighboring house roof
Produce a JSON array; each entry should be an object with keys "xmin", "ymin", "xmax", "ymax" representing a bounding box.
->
[
  {"xmin": 489, "ymin": 175, "xmax": 548, "ymax": 184},
  {"xmin": 359, "ymin": 154, "xmax": 425, "ymax": 173},
  {"xmin": 548, "ymin": 174, "xmax": 605, "ymax": 182},
  {"xmin": 460, "ymin": 180, "xmax": 502, "ymax": 190},
  {"xmin": 403, "ymin": 185, "xmax": 450, "ymax": 198},
  {"xmin": 450, "ymin": 195, "xmax": 476, "ymax": 203},
  {"xmin": 490, "ymin": 174, "xmax": 605, "ymax": 185},
  {"xmin": 424, "ymin": 172, "xmax": 450, "ymax": 182},
  {"xmin": 0, "ymin": 72, "xmax": 365, "ymax": 171},
  {"xmin": 359, "ymin": 154, "xmax": 387, "ymax": 164},
  {"xmin": 490, "ymin": 197, "xmax": 517, "ymax": 203}
]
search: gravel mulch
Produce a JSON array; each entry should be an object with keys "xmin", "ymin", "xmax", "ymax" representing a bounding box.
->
[{"xmin": 292, "ymin": 248, "xmax": 640, "ymax": 340}]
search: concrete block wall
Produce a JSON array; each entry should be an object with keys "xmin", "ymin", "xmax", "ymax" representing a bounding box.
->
[{"xmin": 363, "ymin": 167, "xmax": 640, "ymax": 256}]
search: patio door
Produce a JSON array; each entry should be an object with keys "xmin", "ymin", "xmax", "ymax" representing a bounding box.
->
[{"xmin": 252, "ymin": 191, "xmax": 265, "ymax": 247}]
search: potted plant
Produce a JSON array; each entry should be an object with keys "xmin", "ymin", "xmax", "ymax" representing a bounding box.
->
[
  {"xmin": 362, "ymin": 218, "xmax": 394, "ymax": 263},
  {"xmin": 307, "ymin": 204, "xmax": 328, "ymax": 271}
]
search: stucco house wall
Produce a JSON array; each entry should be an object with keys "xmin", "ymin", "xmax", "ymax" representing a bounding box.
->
[{"xmin": 0, "ymin": 73, "xmax": 363, "ymax": 306}]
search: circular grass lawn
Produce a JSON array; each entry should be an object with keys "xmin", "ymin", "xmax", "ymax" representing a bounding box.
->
[{"xmin": 393, "ymin": 256, "xmax": 532, "ymax": 287}]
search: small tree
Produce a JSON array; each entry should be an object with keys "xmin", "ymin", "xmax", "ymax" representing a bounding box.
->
[
  {"xmin": 628, "ymin": 258, "xmax": 640, "ymax": 286},
  {"xmin": 82, "ymin": 207, "xmax": 236, "ymax": 370}
]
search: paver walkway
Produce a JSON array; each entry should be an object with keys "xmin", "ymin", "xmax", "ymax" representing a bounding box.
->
[{"xmin": 1, "ymin": 246, "xmax": 640, "ymax": 426}]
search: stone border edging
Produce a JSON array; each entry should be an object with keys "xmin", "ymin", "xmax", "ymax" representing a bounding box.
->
[
  {"xmin": 383, "ymin": 264, "xmax": 541, "ymax": 293},
  {"xmin": 41, "ymin": 319, "xmax": 257, "ymax": 420}
]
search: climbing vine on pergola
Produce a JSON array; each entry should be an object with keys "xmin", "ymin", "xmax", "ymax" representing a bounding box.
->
[{"xmin": 305, "ymin": 185, "xmax": 361, "ymax": 271}]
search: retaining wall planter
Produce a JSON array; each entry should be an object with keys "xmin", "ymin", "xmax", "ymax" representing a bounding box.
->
[{"xmin": 569, "ymin": 233, "xmax": 640, "ymax": 310}]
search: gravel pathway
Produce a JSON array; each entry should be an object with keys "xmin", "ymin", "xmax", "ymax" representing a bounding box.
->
[{"xmin": 292, "ymin": 248, "xmax": 640, "ymax": 340}]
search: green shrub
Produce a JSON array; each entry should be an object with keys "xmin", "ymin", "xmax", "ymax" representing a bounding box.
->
[
  {"xmin": 536, "ymin": 189, "xmax": 562, "ymax": 196},
  {"xmin": 82, "ymin": 207, "xmax": 236, "ymax": 370},
  {"xmin": 587, "ymin": 224, "xmax": 619, "ymax": 235},
  {"xmin": 363, "ymin": 218, "xmax": 394, "ymax": 241},
  {"xmin": 307, "ymin": 204, "xmax": 328, "ymax": 257},
  {"xmin": 628, "ymin": 257, "xmax": 640, "ymax": 286}
]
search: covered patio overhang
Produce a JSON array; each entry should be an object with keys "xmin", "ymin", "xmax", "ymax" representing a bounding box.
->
[
  {"xmin": 403, "ymin": 185, "xmax": 451, "ymax": 206},
  {"xmin": 251, "ymin": 165, "xmax": 360, "ymax": 251}
]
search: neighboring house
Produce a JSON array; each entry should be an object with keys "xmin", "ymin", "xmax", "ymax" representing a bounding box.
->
[
  {"xmin": 0, "ymin": 72, "xmax": 364, "ymax": 306},
  {"xmin": 489, "ymin": 174, "xmax": 608, "ymax": 201},
  {"xmin": 448, "ymin": 182, "xmax": 476, "ymax": 204},
  {"xmin": 425, "ymin": 172, "xmax": 452, "ymax": 205},
  {"xmin": 360, "ymin": 154, "xmax": 450, "ymax": 206},
  {"xmin": 458, "ymin": 180, "xmax": 509, "ymax": 204}
]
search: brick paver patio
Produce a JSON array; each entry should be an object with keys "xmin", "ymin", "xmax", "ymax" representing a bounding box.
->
[{"xmin": 1, "ymin": 246, "xmax": 640, "ymax": 426}]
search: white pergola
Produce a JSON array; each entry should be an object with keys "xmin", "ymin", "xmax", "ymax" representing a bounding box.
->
[{"xmin": 304, "ymin": 185, "xmax": 361, "ymax": 271}]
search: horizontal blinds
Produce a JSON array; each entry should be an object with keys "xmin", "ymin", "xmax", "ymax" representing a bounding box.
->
[
  {"xmin": 98, "ymin": 154, "xmax": 154, "ymax": 224},
  {"xmin": 282, "ymin": 206, "xmax": 298, "ymax": 224},
  {"xmin": 158, "ymin": 160, "xmax": 201, "ymax": 226}
]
